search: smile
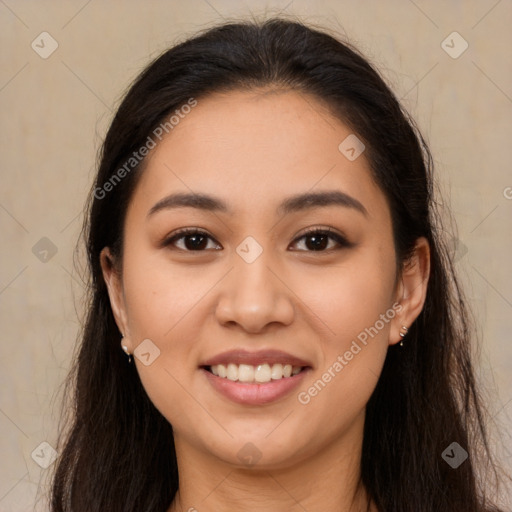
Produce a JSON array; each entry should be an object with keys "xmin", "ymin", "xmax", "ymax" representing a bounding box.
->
[
  {"xmin": 201, "ymin": 366, "xmax": 311, "ymax": 405},
  {"xmin": 207, "ymin": 363, "xmax": 304, "ymax": 383}
]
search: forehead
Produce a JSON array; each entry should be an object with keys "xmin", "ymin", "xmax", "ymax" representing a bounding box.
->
[{"xmin": 128, "ymin": 89, "xmax": 388, "ymax": 221}]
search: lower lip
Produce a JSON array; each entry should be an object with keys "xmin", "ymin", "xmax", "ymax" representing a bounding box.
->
[{"xmin": 201, "ymin": 367, "xmax": 311, "ymax": 405}]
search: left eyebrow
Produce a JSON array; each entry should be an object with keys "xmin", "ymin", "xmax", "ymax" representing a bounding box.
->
[
  {"xmin": 276, "ymin": 190, "xmax": 368, "ymax": 217},
  {"xmin": 147, "ymin": 190, "xmax": 368, "ymax": 218}
]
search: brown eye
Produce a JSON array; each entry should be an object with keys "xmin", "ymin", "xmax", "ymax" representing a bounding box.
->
[
  {"xmin": 163, "ymin": 229, "xmax": 221, "ymax": 251},
  {"xmin": 290, "ymin": 228, "xmax": 352, "ymax": 252}
]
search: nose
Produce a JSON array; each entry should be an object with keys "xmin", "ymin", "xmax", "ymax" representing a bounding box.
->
[{"xmin": 214, "ymin": 247, "xmax": 295, "ymax": 334}]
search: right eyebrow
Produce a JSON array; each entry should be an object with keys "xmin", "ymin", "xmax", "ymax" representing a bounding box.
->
[{"xmin": 147, "ymin": 192, "xmax": 231, "ymax": 217}]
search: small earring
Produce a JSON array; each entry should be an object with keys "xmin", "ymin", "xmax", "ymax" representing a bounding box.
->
[
  {"xmin": 121, "ymin": 337, "xmax": 132, "ymax": 363},
  {"xmin": 399, "ymin": 326, "xmax": 408, "ymax": 347}
]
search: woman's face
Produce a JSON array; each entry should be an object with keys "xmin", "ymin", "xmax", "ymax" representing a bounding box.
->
[{"xmin": 103, "ymin": 89, "xmax": 426, "ymax": 470}]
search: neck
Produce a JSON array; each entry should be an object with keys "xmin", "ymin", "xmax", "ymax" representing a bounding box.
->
[{"xmin": 168, "ymin": 412, "xmax": 376, "ymax": 512}]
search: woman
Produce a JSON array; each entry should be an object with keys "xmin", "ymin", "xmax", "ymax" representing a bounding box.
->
[{"xmin": 49, "ymin": 17, "xmax": 508, "ymax": 512}]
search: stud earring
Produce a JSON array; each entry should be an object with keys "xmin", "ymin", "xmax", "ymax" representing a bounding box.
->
[
  {"xmin": 399, "ymin": 326, "xmax": 408, "ymax": 347},
  {"xmin": 121, "ymin": 336, "xmax": 132, "ymax": 363}
]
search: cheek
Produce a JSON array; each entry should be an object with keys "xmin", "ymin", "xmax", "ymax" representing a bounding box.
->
[
  {"xmin": 122, "ymin": 245, "xmax": 208, "ymax": 338},
  {"xmin": 301, "ymin": 245, "xmax": 396, "ymax": 342},
  {"xmin": 295, "ymin": 290, "xmax": 394, "ymax": 441}
]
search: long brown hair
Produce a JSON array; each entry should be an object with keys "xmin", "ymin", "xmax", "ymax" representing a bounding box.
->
[{"xmin": 49, "ymin": 16, "xmax": 509, "ymax": 511}]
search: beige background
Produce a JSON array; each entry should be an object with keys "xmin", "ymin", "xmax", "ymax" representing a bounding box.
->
[{"xmin": 1, "ymin": 0, "xmax": 511, "ymax": 510}]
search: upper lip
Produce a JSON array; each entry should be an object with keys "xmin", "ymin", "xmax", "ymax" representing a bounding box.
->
[{"xmin": 200, "ymin": 349, "xmax": 312, "ymax": 368}]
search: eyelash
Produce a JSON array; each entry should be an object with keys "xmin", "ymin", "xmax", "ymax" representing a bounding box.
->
[{"xmin": 162, "ymin": 226, "xmax": 352, "ymax": 253}]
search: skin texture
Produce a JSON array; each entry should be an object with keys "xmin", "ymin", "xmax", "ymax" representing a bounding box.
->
[{"xmin": 101, "ymin": 89, "xmax": 430, "ymax": 512}]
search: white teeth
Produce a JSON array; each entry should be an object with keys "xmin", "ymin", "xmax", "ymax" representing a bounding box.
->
[
  {"xmin": 226, "ymin": 363, "xmax": 238, "ymax": 381},
  {"xmin": 271, "ymin": 363, "xmax": 283, "ymax": 379},
  {"xmin": 208, "ymin": 363, "xmax": 304, "ymax": 383},
  {"xmin": 255, "ymin": 364, "xmax": 271, "ymax": 383},
  {"xmin": 238, "ymin": 364, "xmax": 254, "ymax": 382}
]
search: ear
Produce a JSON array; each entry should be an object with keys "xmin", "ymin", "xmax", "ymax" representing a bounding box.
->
[
  {"xmin": 100, "ymin": 247, "xmax": 131, "ymax": 351},
  {"xmin": 390, "ymin": 237, "xmax": 430, "ymax": 346}
]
